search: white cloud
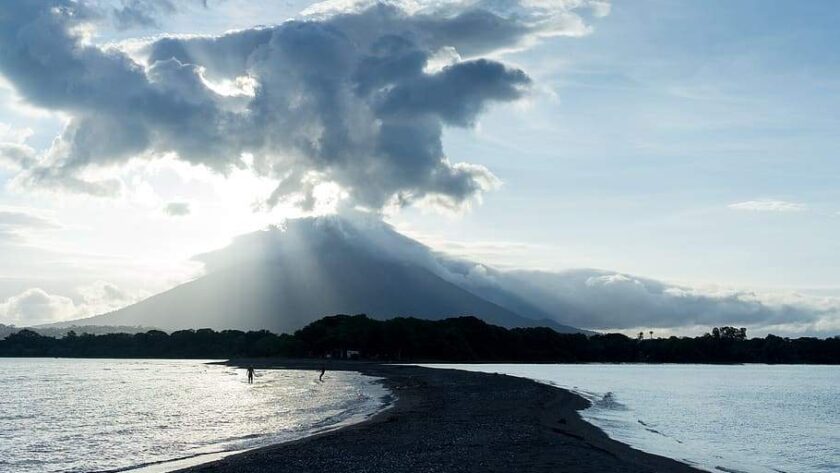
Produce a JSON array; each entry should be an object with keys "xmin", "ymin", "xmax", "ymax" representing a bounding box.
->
[
  {"xmin": 493, "ymin": 269, "xmax": 840, "ymax": 337},
  {"xmin": 0, "ymin": 122, "xmax": 37, "ymax": 169},
  {"xmin": 0, "ymin": 207, "xmax": 61, "ymax": 241},
  {"xmin": 587, "ymin": 1, "xmax": 611, "ymax": 17},
  {"xmin": 728, "ymin": 199, "xmax": 807, "ymax": 212},
  {"xmin": 0, "ymin": 281, "xmax": 140, "ymax": 326},
  {"xmin": 76, "ymin": 280, "xmax": 136, "ymax": 314},
  {"xmin": 0, "ymin": 208, "xmax": 60, "ymax": 230},
  {"xmin": 0, "ymin": 123, "xmax": 33, "ymax": 143},
  {"xmin": 0, "ymin": 288, "xmax": 78, "ymax": 325}
]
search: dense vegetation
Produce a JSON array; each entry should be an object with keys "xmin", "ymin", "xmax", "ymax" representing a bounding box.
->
[
  {"xmin": 1, "ymin": 315, "xmax": 838, "ymax": 363},
  {"xmin": 0, "ymin": 324, "xmax": 149, "ymax": 340}
]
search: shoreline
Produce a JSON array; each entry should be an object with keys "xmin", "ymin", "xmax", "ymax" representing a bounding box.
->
[{"xmin": 174, "ymin": 360, "xmax": 704, "ymax": 473}]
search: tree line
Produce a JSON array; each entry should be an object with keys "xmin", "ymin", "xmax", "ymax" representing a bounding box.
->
[
  {"xmin": 1, "ymin": 314, "xmax": 838, "ymax": 363},
  {"xmin": 0, "ymin": 324, "xmax": 148, "ymax": 340}
]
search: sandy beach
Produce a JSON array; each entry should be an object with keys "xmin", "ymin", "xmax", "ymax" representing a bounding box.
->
[{"xmin": 175, "ymin": 360, "xmax": 703, "ymax": 473}]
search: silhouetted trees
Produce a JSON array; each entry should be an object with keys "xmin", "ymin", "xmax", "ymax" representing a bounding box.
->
[
  {"xmin": 0, "ymin": 316, "xmax": 838, "ymax": 364},
  {"xmin": 711, "ymin": 326, "xmax": 747, "ymax": 340},
  {"xmin": 0, "ymin": 327, "xmax": 305, "ymax": 359},
  {"xmin": 0, "ymin": 324, "xmax": 150, "ymax": 339}
]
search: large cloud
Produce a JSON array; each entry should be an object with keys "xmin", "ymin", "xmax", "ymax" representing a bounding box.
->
[
  {"xmin": 0, "ymin": 281, "xmax": 138, "ymax": 326},
  {"xmin": 0, "ymin": 0, "xmax": 604, "ymax": 211},
  {"xmin": 0, "ymin": 288, "xmax": 78, "ymax": 325},
  {"xmin": 485, "ymin": 270, "xmax": 839, "ymax": 335}
]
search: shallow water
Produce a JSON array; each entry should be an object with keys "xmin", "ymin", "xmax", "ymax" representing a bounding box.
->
[
  {"xmin": 0, "ymin": 359, "xmax": 389, "ymax": 473},
  {"xmin": 422, "ymin": 363, "xmax": 840, "ymax": 473}
]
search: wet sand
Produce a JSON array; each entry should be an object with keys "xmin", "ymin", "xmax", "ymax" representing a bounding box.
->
[{"xmin": 176, "ymin": 360, "xmax": 703, "ymax": 473}]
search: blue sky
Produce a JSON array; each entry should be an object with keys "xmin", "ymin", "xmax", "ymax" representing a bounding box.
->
[
  {"xmin": 397, "ymin": 0, "xmax": 840, "ymax": 290},
  {"xmin": 0, "ymin": 0, "xmax": 838, "ymax": 333}
]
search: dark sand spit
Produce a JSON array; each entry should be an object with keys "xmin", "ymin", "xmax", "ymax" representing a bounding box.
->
[{"xmin": 177, "ymin": 360, "xmax": 703, "ymax": 473}]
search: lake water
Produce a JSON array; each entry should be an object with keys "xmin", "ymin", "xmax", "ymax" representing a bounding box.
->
[
  {"xmin": 422, "ymin": 364, "xmax": 839, "ymax": 473},
  {"xmin": 0, "ymin": 359, "xmax": 390, "ymax": 473}
]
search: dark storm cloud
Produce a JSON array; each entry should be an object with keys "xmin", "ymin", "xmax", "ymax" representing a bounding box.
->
[{"xmin": 0, "ymin": 0, "xmax": 598, "ymax": 210}]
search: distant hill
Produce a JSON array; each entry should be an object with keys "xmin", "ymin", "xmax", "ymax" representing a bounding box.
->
[
  {"xmin": 69, "ymin": 216, "xmax": 582, "ymax": 334},
  {"xmin": 1, "ymin": 324, "xmax": 150, "ymax": 339}
]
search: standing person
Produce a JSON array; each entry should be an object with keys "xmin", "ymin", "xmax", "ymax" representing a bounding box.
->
[
  {"xmin": 319, "ymin": 364, "xmax": 326, "ymax": 382},
  {"xmin": 247, "ymin": 366, "xmax": 255, "ymax": 384}
]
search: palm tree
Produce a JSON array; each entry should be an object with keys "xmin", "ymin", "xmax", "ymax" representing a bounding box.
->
[{"xmin": 649, "ymin": 330, "xmax": 654, "ymax": 339}]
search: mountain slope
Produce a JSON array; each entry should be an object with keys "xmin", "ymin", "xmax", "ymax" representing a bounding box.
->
[{"xmin": 78, "ymin": 217, "xmax": 582, "ymax": 333}]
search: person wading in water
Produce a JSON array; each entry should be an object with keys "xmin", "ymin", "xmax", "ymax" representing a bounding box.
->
[{"xmin": 247, "ymin": 366, "xmax": 255, "ymax": 384}]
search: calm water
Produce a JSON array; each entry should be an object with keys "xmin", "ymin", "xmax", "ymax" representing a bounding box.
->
[
  {"xmin": 423, "ymin": 364, "xmax": 839, "ymax": 473},
  {"xmin": 0, "ymin": 359, "xmax": 390, "ymax": 473}
]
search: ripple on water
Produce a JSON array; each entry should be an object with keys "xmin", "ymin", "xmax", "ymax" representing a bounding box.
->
[
  {"xmin": 420, "ymin": 363, "xmax": 840, "ymax": 473},
  {"xmin": 0, "ymin": 359, "xmax": 389, "ymax": 473}
]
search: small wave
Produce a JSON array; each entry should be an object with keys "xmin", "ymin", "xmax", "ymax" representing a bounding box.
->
[
  {"xmin": 715, "ymin": 466, "xmax": 752, "ymax": 473},
  {"xmin": 637, "ymin": 420, "xmax": 683, "ymax": 443},
  {"xmin": 636, "ymin": 419, "xmax": 667, "ymax": 437},
  {"xmin": 203, "ymin": 432, "xmax": 265, "ymax": 446},
  {"xmin": 0, "ymin": 414, "xmax": 36, "ymax": 421},
  {"xmin": 2, "ymin": 361, "xmax": 391, "ymax": 473},
  {"xmin": 593, "ymin": 392, "xmax": 627, "ymax": 410},
  {"xmin": 637, "ymin": 420, "xmax": 663, "ymax": 435},
  {"xmin": 379, "ymin": 393, "xmax": 395, "ymax": 406},
  {"xmin": 89, "ymin": 449, "xmax": 233, "ymax": 473}
]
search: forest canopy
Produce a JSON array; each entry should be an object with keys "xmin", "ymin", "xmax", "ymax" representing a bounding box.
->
[{"xmin": 1, "ymin": 315, "xmax": 838, "ymax": 364}]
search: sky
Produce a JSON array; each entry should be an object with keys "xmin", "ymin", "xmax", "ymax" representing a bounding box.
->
[{"xmin": 0, "ymin": 0, "xmax": 838, "ymax": 335}]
